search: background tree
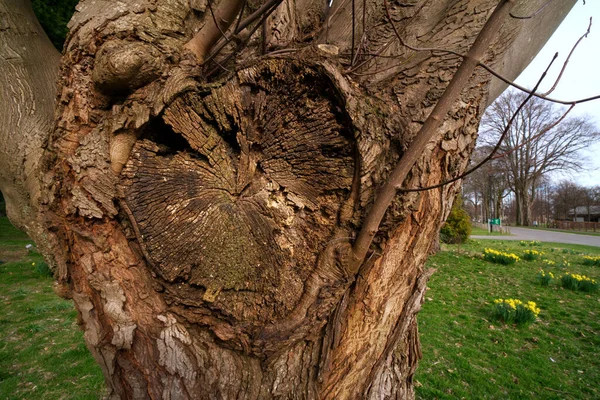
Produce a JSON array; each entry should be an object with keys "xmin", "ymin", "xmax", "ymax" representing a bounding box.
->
[
  {"xmin": 480, "ymin": 89, "xmax": 599, "ymax": 226},
  {"xmin": 0, "ymin": 0, "xmax": 580, "ymax": 398},
  {"xmin": 578, "ymin": 184, "xmax": 600, "ymax": 222},
  {"xmin": 30, "ymin": 0, "xmax": 78, "ymax": 50},
  {"xmin": 552, "ymin": 180, "xmax": 584, "ymax": 221},
  {"xmin": 531, "ymin": 175, "xmax": 553, "ymax": 225},
  {"xmin": 463, "ymin": 145, "xmax": 509, "ymax": 222}
]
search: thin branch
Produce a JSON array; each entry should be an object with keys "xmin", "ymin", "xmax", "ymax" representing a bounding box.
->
[
  {"xmin": 351, "ymin": 0, "xmax": 356, "ymax": 63},
  {"xmin": 348, "ymin": 0, "xmax": 516, "ymax": 273},
  {"xmin": 233, "ymin": 0, "xmax": 247, "ymax": 33},
  {"xmin": 349, "ymin": 60, "xmax": 407, "ymax": 76},
  {"xmin": 492, "ymin": 104, "xmax": 574, "ymax": 159},
  {"xmin": 203, "ymin": 0, "xmax": 283, "ymax": 66},
  {"xmin": 236, "ymin": 0, "xmax": 283, "ymax": 33},
  {"xmin": 346, "ymin": 39, "xmax": 393, "ymax": 73},
  {"xmin": 509, "ymin": 0, "xmax": 556, "ymax": 19},
  {"xmin": 349, "ymin": 3, "xmax": 377, "ymax": 67},
  {"xmin": 541, "ymin": 17, "xmax": 592, "ymax": 96},
  {"xmin": 400, "ymin": 70, "xmax": 570, "ymax": 193},
  {"xmin": 479, "ymin": 63, "xmax": 600, "ymax": 105},
  {"xmin": 207, "ymin": 0, "xmax": 230, "ymax": 43},
  {"xmin": 206, "ymin": 1, "xmax": 281, "ymax": 77}
]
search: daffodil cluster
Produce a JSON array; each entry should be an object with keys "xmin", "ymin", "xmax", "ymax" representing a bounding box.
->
[
  {"xmin": 483, "ymin": 248, "xmax": 520, "ymax": 265},
  {"xmin": 542, "ymin": 259, "xmax": 555, "ymax": 266},
  {"xmin": 558, "ymin": 258, "xmax": 571, "ymax": 268},
  {"xmin": 536, "ymin": 269, "xmax": 554, "ymax": 286},
  {"xmin": 492, "ymin": 298, "xmax": 540, "ymax": 325},
  {"xmin": 519, "ymin": 240, "xmax": 541, "ymax": 247},
  {"xmin": 582, "ymin": 255, "xmax": 600, "ymax": 267},
  {"xmin": 523, "ymin": 249, "xmax": 543, "ymax": 261},
  {"xmin": 560, "ymin": 272, "xmax": 598, "ymax": 293}
]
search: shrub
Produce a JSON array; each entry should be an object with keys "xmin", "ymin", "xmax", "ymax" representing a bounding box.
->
[
  {"xmin": 558, "ymin": 258, "xmax": 571, "ymax": 269},
  {"xmin": 537, "ymin": 269, "xmax": 554, "ymax": 286},
  {"xmin": 33, "ymin": 262, "xmax": 53, "ymax": 278},
  {"xmin": 523, "ymin": 249, "xmax": 543, "ymax": 261},
  {"xmin": 483, "ymin": 248, "xmax": 520, "ymax": 265},
  {"xmin": 582, "ymin": 255, "xmax": 600, "ymax": 267},
  {"xmin": 560, "ymin": 273, "xmax": 598, "ymax": 293},
  {"xmin": 440, "ymin": 198, "xmax": 471, "ymax": 244},
  {"xmin": 520, "ymin": 240, "xmax": 541, "ymax": 247},
  {"xmin": 492, "ymin": 299, "xmax": 540, "ymax": 326}
]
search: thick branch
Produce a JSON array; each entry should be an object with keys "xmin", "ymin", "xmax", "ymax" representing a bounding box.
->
[
  {"xmin": 0, "ymin": 0, "xmax": 60, "ymax": 266},
  {"xmin": 184, "ymin": 0, "xmax": 245, "ymax": 63},
  {"xmin": 349, "ymin": 0, "xmax": 515, "ymax": 271}
]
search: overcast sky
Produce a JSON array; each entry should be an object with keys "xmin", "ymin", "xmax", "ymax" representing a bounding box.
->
[{"xmin": 508, "ymin": 1, "xmax": 600, "ymax": 186}]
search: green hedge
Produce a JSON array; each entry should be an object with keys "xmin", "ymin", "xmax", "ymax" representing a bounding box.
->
[{"xmin": 440, "ymin": 197, "xmax": 471, "ymax": 244}]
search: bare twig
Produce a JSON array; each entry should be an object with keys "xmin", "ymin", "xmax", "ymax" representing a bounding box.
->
[
  {"xmin": 348, "ymin": 0, "xmax": 516, "ymax": 273},
  {"xmin": 233, "ymin": 0, "xmax": 247, "ymax": 33},
  {"xmin": 346, "ymin": 38, "xmax": 393, "ymax": 73},
  {"xmin": 351, "ymin": 0, "xmax": 356, "ymax": 63},
  {"xmin": 492, "ymin": 104, "xmax": 574, "ymax": 159},
  {"xmin": 479, "ymin": 63, "xmax": 600, "ymax": 105},
  {"xmin": 207, "ymin": 0, "xmax": 231, "ymax": 43},
  {"xmin": 541, "ymin": 17, "xmax": 592, "ymax": 96},
  {"xmin": 235, "ymin": 0, "xmax": 283, "ymax": 33},
  {"xmin": 203, "ymin": 0, "xmax": 283, "ymax": 66},
  {"xmin": 400, "ymin": 61, "xmax": 570, "ymax": 193},
  {"xmin": 206, "ymin": 1, "xmax": 281, "ymax": 77}
]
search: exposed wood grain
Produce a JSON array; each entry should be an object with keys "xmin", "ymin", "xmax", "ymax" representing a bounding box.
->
[{"xmin": 121, "ymin": 60, "xmax": 355, "ymax": 330}]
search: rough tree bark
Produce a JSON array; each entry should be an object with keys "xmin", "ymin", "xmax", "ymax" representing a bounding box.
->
[{"xmin": 1, "ymin": 0, "xmax": 575, "ymax": 398}]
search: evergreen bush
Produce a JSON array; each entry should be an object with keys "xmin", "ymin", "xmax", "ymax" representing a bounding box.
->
[{"xmin": 440, "ymin": 197, "xmax": 471, "ymax": 244}]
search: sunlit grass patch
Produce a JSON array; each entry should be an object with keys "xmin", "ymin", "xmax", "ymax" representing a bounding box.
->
[
  {"xmin": 416, "ymin": 239, "xmax": 600, "ymax": 399},
  {"xmin": 0, "ymin": 217, "xmax": 104, "ymax": 399}
]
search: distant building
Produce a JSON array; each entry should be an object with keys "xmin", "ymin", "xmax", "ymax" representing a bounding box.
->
[{"xmin": 567, "ymin": 206, "xmax": 600, "ymax": 222}]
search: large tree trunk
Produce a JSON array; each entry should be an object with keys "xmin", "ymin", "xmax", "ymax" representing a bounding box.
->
[
  {"xmin": 3, "ymin": 0, "xmax": 575, "ymax": 398},
  {"xmin": 0, "ymin": 0, "xmax": 60, "ymax": 266}
]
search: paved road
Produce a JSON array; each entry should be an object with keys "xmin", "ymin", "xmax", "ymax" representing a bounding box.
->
[{"xmin": 471, "ymin": 227, "xmax": 600, "ymax": 247}]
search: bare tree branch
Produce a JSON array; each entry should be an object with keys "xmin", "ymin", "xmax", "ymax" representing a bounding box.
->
[
  {"xmin": 399, "ymin": 54, "xmax": 559, "ymax": 193},
  {"xmin": 541, "ymin": 17, "xmax": 592, "ymax": 96},
  {"xmin": 184, "ymin": 0, "xmax": 246, "ymax": 63},
  {"xmin": 349, "ymin": 0, "xmax": 516, "ymax": 272}
]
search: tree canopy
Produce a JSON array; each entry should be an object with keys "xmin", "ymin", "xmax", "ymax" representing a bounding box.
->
[{"xmin": 31, "ymin": 0, "xmax": 77, "ymax": 50}]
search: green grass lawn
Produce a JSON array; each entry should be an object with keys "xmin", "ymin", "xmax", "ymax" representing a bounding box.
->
[
  {"xmin": 2, "ymin": 217, "xmax": 600, "ymax": 398},
  {"xmin": 416, "ymin": 239, "xmax": 600, "ymax": 399},
  {"xmin": 0, "ymin": 218, "xmax": 104, "ymax": 399},
  {"xmin": 470, "ymin": 226, "xmax": 509, "ymax": 236}
]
